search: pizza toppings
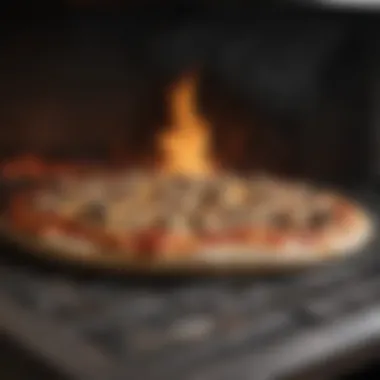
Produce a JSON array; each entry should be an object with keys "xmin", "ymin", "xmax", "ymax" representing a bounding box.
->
[
  {"xmin": 307, "ymin": 209, "xmax": 331, "ymax": 230},
  {"xmin": 6, "ymin": 169, "xmax": 373, "ymax": 262},
  {"xmin": 75, "ymin": 202, "xmax": 107, "ymax": 226},
  {"xmin": 271, "ymin": 211, "xmax": 292, "ymax": 230},
  {"xmin": 219, "ymin": 178, "xmax": 248, "ymax": 208},
  {"xmin": 29, "ymin": 174, "xmax": 331, "ymax": 239}
]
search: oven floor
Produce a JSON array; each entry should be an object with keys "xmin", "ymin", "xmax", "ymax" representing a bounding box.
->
[
  {"xmin": 0, "ymin": 333, "xmax": 378, "ymax": 380},
  {"xmin": 0, "ymin": 335, "xmax": 66, "ymax": 380},
  {"xmin": 340, "ymin": 364, "xmax": 380, "ymax": 380}
]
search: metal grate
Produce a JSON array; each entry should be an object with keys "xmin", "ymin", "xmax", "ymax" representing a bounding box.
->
[{"xmin": 1, "ymin": 189, "xmax": 380, "ymax": 380}]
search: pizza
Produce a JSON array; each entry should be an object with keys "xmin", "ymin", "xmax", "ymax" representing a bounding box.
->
[{"xmin": 2, "ymin": 168, "xmax": 375, "ymax": 269}]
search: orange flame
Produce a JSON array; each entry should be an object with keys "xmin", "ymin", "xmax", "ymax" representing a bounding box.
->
[
  {"xmin": 1, "ymin": 73, "xmax": 218, "ymax": 180},
  {"xmin": 157, "ymin": 73, "xmax": 215, "ymax": 177}
]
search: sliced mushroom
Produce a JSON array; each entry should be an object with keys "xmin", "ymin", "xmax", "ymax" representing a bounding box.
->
[
  {"xmin": 157, "ymin": 175, "xmax": 193, "ymax": 201},
  {"xmin": 51, "ymin": 177, "xmax": 81, "ymax": 201},
  {"xmin": 219, "ymin": 179, "xmax": 248, "ymax": 208},
  {"xmin": 191, "ymin": 208, "xmax": 226, "ymax": 234},
  {"xmin": 222, "ymin": 207, "xmax": 250, "ymax": 229},
  {"xmin": 197, "ymin": 182, "xmax": 221, "ymax": 209},
  {"xmin": 105, "ymin": 200, "xmax": 140, "ymax": 232},
  {"xmin": 156, "ymin": 212, "xmax": 192, "ymax": 234},
  {"xmin": 75, "ymin": 201, "xmax": 107, "ymax": 226},
  {"xmin": 105, "ymin": 176, "xmax": 131, "ymax": 202},
  {"xmin": 271, "ymin": 211, "xmax": 293, "ymax": 230},
  {"xmin": 307, "ymin": 209, "xmax": 332, "ymax": 229},
  {"xmin": 33, "ymin": 186, "xmax": 61, "ymax": 212},
  {"xmin": 247, "ymin": 178, "xmax": 279, "ymax": 207},
  {"xmin": 116, "ymin": 171, "xmax": 154, "ymax": 201},
  {"xmin": 56, "ymin": 199, "xmax": 87, "ymax": 218}
]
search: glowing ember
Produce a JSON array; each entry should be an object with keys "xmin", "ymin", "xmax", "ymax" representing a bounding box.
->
[{"xmin": 157, "ymin": 73, "xmax": 215, "ymax": 177}]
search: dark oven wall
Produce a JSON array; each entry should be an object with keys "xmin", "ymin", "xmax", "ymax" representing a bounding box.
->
[{"xmin": 0, "ymin": 7, "xmax": 375, "ymax": 186}]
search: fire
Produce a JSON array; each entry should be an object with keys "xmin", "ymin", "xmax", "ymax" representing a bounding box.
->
[
  {"xmin": 1, "ymin": 73, "xmax": 217, "ymax": 180},
  {"xmin": 157, "ymin": 73, "xmax": 215, "ymax": 177}
]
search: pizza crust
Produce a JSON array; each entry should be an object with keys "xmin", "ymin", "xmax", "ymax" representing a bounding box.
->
[
  {"xmin": 2, "ymin": 171, "xmax": 376, "ymax": 272},
  {"xmin": 0, "ymin": 208, "xmax": 374, "ymax": 273}
]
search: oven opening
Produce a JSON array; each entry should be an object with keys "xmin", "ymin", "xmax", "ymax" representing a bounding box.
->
[
  {"xmin": 0, "ymin": 10, "xmax": 372, "ymax": 189},
  {"xmin": 0, "ymin": 70, "xmax": 293, "ymax": 182}
]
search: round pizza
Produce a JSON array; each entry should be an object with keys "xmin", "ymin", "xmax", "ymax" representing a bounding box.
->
[{"xmin": 2, "ymin": 168, "xmax": 375, "ymax": 270}]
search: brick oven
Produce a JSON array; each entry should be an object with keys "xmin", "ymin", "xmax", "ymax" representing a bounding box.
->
[{"xmin": 1, "ymin": 3, "xmax": 380, "ymax": 380}]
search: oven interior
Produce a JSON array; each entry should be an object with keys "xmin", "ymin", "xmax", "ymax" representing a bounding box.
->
[
  {"xmin": 1, "ymin": 6, "xmax": 380, "ymax": 380},
  {"xmin": 0, "ymin": 8, "xmax": 374, "ymax": 185}
]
